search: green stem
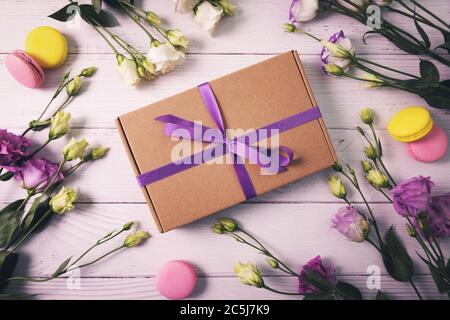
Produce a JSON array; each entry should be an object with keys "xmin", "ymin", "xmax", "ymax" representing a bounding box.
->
[
  {"xmin": 66, "ymin": 245, "xmax": 125, "ymax": 272},
  {"xmin": 16, "ymin": 190, "xmax": 35, "ymax": 212},
  {"xmin": 88, "ymin": 18, "xmax": 119, "ymax": 55},
  {"xmin": 118, "ymin": 1, "xmax": 155, "ymax": 41},
  {"xmin": 409, "ymin": 279, "xmax": 423, "ymax": 300},
  {"xmin": 409, "ymin": 0, "xmax": 449, "ymax": 29},
  {"xmin": 262, "ymin": 285, "xmax": 304, "ymax": 296},
  {"xmin": 385, "ymin": 6, "xmax": 449, "ymax": 34},
  {"xmin": 356, "ymin": 57, "xmax": 420, "ymax": 79},
  {"xmin": 27, "ymin": 139, "xmax": 51, "ymax": 159}
]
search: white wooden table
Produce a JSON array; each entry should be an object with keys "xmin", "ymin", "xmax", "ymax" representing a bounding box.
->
[{"xmin": 1, "ymin": 0, "xmax": 449, "ymax": 300}]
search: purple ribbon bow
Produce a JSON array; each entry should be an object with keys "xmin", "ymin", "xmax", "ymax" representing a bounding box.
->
[{"xmin": 136, "ymin": 82, "xmax": 322, "ymax": 200}]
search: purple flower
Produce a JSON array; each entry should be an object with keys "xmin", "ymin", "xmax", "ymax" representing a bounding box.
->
[
  {"xmin": 0, "ymin": 129, "xmax": 31, "ymax": 165},
  {"xmin": 298, "ymin": 255, "xmax": 337, "ymax": 293},
  {"xmin": 391, "ymin": 176, "xmax": 434, "ymax": 218},
  {"xmin": 331, "ymin": 206, "xmax": 369, "ymax": 242},
  {"xmin": 7, "ymin": 158, "xmax": 64, "ymax": 191},
  {"xmin": 425, "ymin": 193, "xmax": 450, "ymax": 238},
  {"xmin": 320, "ymin": 31, "xmax": 355, "ymax": 76}
]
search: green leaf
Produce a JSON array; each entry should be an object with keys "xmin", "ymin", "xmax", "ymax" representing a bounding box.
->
[
  {"xmin": 0, "ymin": 209, "xmax": 23, "ymax": 248},
  {"xmin": 336, "ymin": 281, "xmax": 362, "ymax": 300},
  {"xmin": 413, "ymin": 11, "xmax": 431, "ymax": 49},
  {"xmin": 376, "ymin": 290, "xmax": 390, "ymax": 300},
  {"xmin": 305, "ymin": 271, "xmax": 334, "ymax": 293},
  {"xmin": 419, "ymin": 60, "xmax": 440, "ymax": 86},
  {"xmin": 0, "ymin": 292, "xmax": 28, "ymax": 300},
  {"xmin": 303, "ymin": 292, "xmax": 336, "ymax": 300},
  {"xmin": 52, "ymin": 257, "xmax": 72, "ymax": 277},
  {"xmin": 92, "ymin": 0, "xmax": 102, "ymax": 14},
  {"xmin": 428, "ymin": 263, "xmax": 450, "ymax": 294},
  {"xmin": 48, "ymin": 2, "xmax": 79, "ymax": 22},
  {"xmin": 381, "ymin": 226, "xmax": 414, "ymax": 282},
  {"xmin": 0, "ymin": 251, "xmax": 18, "ymax": 292},
  {"xmin": 421, "ymin": 80, "xmax": 450, "ymax": 110},
  {"xmin": 79, "ymin": 4, "xmax": 118, "ymax": 27},
  {"xmin": 0, "ymin": 199, "xmax": 24, "ymax": 216},
  {"xmin": 446, "ymin": 258, "xmax": 450, "ymax": 278},
  {"xmin": 0, "ymin": 171, "xmax": 14, "ymax": 181}
]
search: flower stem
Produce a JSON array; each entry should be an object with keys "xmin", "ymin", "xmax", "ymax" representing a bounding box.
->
[
  {"xmin": 27, "ymin": 139, "xmax": 51, "ymax": 159},
  {"xmin": 66, "ymin": 245, "xmax": 126, "ymax": 272},
  {"xmin": 262, "ymin": 285, "xmax": 304, "ymax": 296},
  {"xmin": 118, "ymin": 1, "xmax": 155, "ymax": 41},
  {"xmin": 409, "ymin": 279, "xmax": 423, "ymax": 300},
  {"xmin": 87, "ymin": 17, "xmax": 119, "ymax": 55},
  {"xmin": 356, "ymin": 57, "xmax": 420, "ymax": 79},
  {"xmin": 409, "ymin": 0, "xmax": 449, "ymax": 29}
]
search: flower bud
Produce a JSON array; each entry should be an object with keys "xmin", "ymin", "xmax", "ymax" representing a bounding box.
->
[
  {"xmin": 283, "ymin": 23, "xmax": 296, "ymax": 33},
  {"xmin": 116, "ymin": 54, "xmax": 125, "ymax": 65},
  {"xmin": 123, "ymin": 221, "xmax": 135, "ymax": 231},
  {"xmin": 212, "ymin": 223, "xmax": 224, "ymax": 234},
  {"xmin": 266, "ymin": 258, "xmax": 279, "ymax": 269},
  {"xmin": 320, "ymin": 40, "xmax": 354, "ymax": 59},
  {"xmin": 356, "ymin": 126, "xmax": 365, "ymax": 136},
  {"xmin": 63, "ymin": 138, "xmax": 89, "ymax": 161},
  {"xmin": 332, "ymin": 161, "xmax": 343, "ymax": 172},
  {"xmin": 360, "ymin": 108, "xmax": 374, "ymax": 125},
  {"xmin": 124, "ymin": 230, "xmax": 150, "ymax": 248},
  {"xmin": 361, "ymin": 160, "xmax": 373, "ymax": 173},
  {"xmin": 49, "ymin": 187, "xmax": 77, "ymax": 214},
  {"xmin": 328, "ymin": 175, "xmax": 347, "ymax": 199},
  {"xmin": 366, "ymin": 169, "xmax": 390, "ymax": 188},
  {"xmin": 166, "ymin": 29, "xmax": 189, "ymax": 50},
  {"xmin": 80, "ymin": 66, "xmax": 96, "ymax": 77},
  {"xmin": 218, "ymin": 0, "xmax": 236, "ymax": 15},
  {"xmin": 364, "ymin": 145, "xmax": 378, "ymax": 160},
  {"xmin": 363, "ymin": 73, "xmax": 384, "ymax": 88},
  {"xmin": 66, "ymin": 76, "xmax": 82, "ymax": 96},
  {"xmin": 90, "ymin": 147, "xmax": 109, "ymax": 160},
  {"xmin": 347, "ymin": 164, "xmax": 355, "ymax": 175},
  {"xmin": 406, "ymin": 223, "xmax": 417, "ymax": 238},
  {"xmin": 234, "ymin": 262, "xmax": 264, "ymax": 288},
  {"xmin": 219, "ymin": 217, "xmax": 238, "ymax": 232},
  {"xmin": 146, "ymin": 11, "xmax": 161, "ymax": 25},
  {"xmin": 323, "ymin": 63, "xmax": 344, "ymax": 76},
  {"xmin": 49, "ymin": 111, "xmax": 71, "ymax": 140}
]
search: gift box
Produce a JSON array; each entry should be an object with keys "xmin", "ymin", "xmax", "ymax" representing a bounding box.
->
[{"xmin": 116, "ymin": 51, "xmax": 337, "ymax": 232}]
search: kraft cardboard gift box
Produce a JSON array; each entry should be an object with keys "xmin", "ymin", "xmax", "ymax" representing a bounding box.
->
[{"xmin": 116, "ymin": 51, "xmax": 337, "ymax": 232}]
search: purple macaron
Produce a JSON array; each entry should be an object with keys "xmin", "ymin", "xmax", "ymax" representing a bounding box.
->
[{"xmin": 5, "ymin": 49, "xmax": 45, "ymax": 88}]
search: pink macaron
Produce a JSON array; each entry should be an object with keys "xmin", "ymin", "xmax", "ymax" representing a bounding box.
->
[
  {"xmin": 5, "ymin": 49, "xmax": 45, "ymax": 88},
  {"xmin": 406, "ymin": 125, "xmax": 448, "ymax": 162},
  {"xmin": 156, "ymin": 260, "xmax": 197, "ymax": 300}
]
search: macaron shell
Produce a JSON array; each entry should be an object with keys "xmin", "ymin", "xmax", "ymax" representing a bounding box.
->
[
  {"xmin": 5, "ymin": 50, "xmax": 45, "ymax": 88},
  {"xmin": 407, "ymin": 125, "xmax": 448, "ymax": 162},
  {"xmin": 156, "ymin": 260, "xmax": 197, "ymax": 300},
  {"xmin": 25, "ymin": 26, "xmax": 68, "ymax": 69},
  {"xmin": 387, "ymin": 106, "xmax": 433, "ymax": 142}
]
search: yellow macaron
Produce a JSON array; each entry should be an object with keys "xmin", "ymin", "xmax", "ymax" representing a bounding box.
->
[
  {"xmin": 25, "ymin": 26, "xmax": 68, "ymax": 69},
  {"xmin": 387, "ymin": 106, "xmax": 433, "ymax": 142}
]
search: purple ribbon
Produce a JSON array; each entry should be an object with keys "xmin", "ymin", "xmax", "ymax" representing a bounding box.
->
[{"xmin": 136, "ymin": 82, "xmax": 322, "ymax": 200}]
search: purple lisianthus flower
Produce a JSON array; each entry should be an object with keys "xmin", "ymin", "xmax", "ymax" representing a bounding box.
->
[
  {"xmin": 320, "ymin": 31, "xmax": 355, "ymax": 76},
  {"xmin": 425, "ymin": 193, "xmax": 450, "ymax": 238},
  {"xmin": 391, "ymin": 176, "xmax": 434, "ymax": 218},
  {"xmin": 289, "ymin": 0, "xmax": 320, "ymax": 23},
  {"xmin": 7, "ymin": 158, "xmax": 64, "ymax": 191},
  {"xmin": 331, "ymin": 206, "xmax": 369, "ymax": 242},
  {"xmin": 298, "ymin": 255, "xmax": 337, "ymax": 293},
  {"xmin": 0, "ymin": 129, "xmax": 31, "ymax": 165}
]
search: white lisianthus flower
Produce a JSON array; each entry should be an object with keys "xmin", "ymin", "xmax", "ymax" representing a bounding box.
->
[
  {"xmin": 289, "ymin": 0, "xmax": 320, "ymax": 23},
  {"xmin": 320, "ymin": 31, "xmax": 355, "ymax": 74},
  {"xmin": 147, "ymin": 42, "xmax": 185, "ymax": 75},
  {"xmin": 116, "ymin": 55, "xmax": 141, "ymax": 86},
  {"xmin": 337, "ymin": 0, "xmax": 369, "ymax": 12},
  {"xmin": 194, "ymin": 1, "xmax": 224, "ymax": 34},
  {"xmin": 173, "ymin": 0, "xmax": 200, "ymax": 13}
]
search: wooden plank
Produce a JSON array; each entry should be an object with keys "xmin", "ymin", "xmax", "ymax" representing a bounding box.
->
[
  {"xmin": 6, "ymin": 275, "xmax": 447, "ymax": 300},
  {"xmin": 1, "ymin": 127, "xmax": 448, "ymax": 204},
  {"xmin": 0, "ymin": 0, "xmax": 448, "ymax": 56},
  {"xmin": 11, "ymin": 203, "xmax": 449, "ymax": 277},
  {"xmin": 1, "ymin": 54, "xmax": 449, "ymax": 130}
]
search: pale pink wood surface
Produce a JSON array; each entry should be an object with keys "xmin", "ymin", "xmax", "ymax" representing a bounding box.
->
[{"xmin": 0, "ymin": 0, "xmax": 449, "ymax": 299}]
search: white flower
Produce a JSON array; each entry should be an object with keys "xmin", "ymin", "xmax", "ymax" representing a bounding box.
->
[
  {"xmin": 173, "ymin": 0, "xmax": 200, "ymax": 13},
  {"xmin": 320, "ymin": 31, "xmax": 355, "ymax": 72},
  {"xmin": 289, "ymin": 0, "xmax": 320, "ymax": 22},
  {"xmin": 116, "ymin": 56, "xmax": 141, "ymax": 86},
  {"xmin": 147, "ymin": 42, "xmax": 185, "ymax": 75},
  {"xmin": 194, "ymin": 1, "xmax": 224, "ymax": 34},
  {"xmin": 337, "ymin": 0, "xmax": 369, "ymax": 12}
]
